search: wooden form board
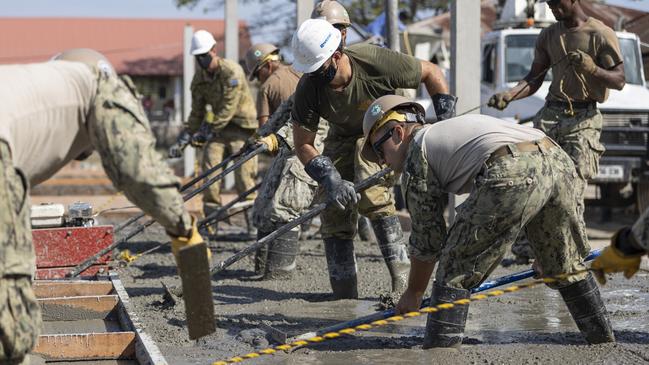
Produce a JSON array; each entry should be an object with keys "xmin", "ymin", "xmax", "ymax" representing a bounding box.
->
[
  {"xmin": 34, "ymin": 332, "xmax": 136, "ymax": 361},
  {"xmin": 34, "ymin": 281, "xmax": 114, "ymax": 298}
]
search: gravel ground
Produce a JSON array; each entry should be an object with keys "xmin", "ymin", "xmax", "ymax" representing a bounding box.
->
[{"xmin": 114, "ymin": 210, "xmax": 649, "ymax": 365}]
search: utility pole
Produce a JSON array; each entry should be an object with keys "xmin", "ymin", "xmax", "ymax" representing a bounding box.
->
[
  {"xmin": 448, "ymin": 0, "xmax": 481, "ymax": 222},
  {"xmin": 296, "ymin": 0, "xmax": 313, "ymax": 26},
  {"xmin": 225, "ymin": 0, "xmax": 238, "ymax": 61},
  {"xmin": 385, "ymin": 0, "xmax": 400, "ymax": 51},
  {"xmin": 183, "ymin": 24, "xmax": 196, "ymax": 177}
]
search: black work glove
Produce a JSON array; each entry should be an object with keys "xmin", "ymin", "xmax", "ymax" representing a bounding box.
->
[
  {"xmin": 305, "ymin": 155, "xmax": 359, "ymax": 211},
  {"xmin": 191, "ymin": 122, "xmax": 212, "ymax": 147},
  {"xmin": 168, "ymin": 129, "xmax": 192, "ymax": 158},
  {"xmin": 432, "ymin": 93, "xmax": 458, "ymax": 121}
]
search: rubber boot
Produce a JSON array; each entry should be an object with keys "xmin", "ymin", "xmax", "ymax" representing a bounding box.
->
[
  {"xmin": 245, "ymin": 207, "xmax": 257, "ymax": 237},
  {"xmin": 357, "ymin": 216, "xmax": 373, "ymax": 241},
  {"xmin": 422, "ymin": 283, "xmax": 470, "ymax": 349},
  {"xmin": 371, "ymin": 216, "xmax": 411, "ymax": 294},
  {"xmin": 324, "ymin": 237, "xmax": 358, "ymax": 299},
  {"xmin": 264, "ymin": 227, "xmax": 300, "ymax": 279},
  {"xmin": 558, "ymin": 273, "xmax": 615, "ymax": 344},
  {"xmin": 254, "ymin": 230, "xmax": 270, "ymax": 275}
]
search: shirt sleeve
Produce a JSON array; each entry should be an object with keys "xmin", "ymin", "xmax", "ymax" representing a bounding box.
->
[
  {"xmin": 402, "ymin": 142, "xmax": 447, "ymax": 262},
  {"xmin": 291, "ymin": 77, "xmax": 320, "ymax": 133},
  {"xmin": 371, "ymin": 46, "xmax": 422, "ymax": 90},
  {"xmin": 596, "ymin": 27, "xmax": 624, "ymax": 70},
  {"xmin": 187, "ymin": 76, "xmax": 205, "ymax": 133},
  {"xmin": 256, "ymin": 85, "xmax": 271, "ymax": 119},
  {"xmin": 211, "ymin": 65, "xmax": 245, "ymax": 129}
]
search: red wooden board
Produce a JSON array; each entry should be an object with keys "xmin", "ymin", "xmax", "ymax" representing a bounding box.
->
[{"xmin": 33, "ymin": 226, "xmax": 114, "ymax": 278}]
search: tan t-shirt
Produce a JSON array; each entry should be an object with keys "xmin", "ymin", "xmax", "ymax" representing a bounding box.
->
[
  {"xmin": 257, "ymin": 64, "xmax": 301, "ymax": 118},
  {"xmin": 417, "ymin": 114, "xmax": 546, "ymax": 194},
  {"xmin": 534, "ymin": 17, "xmax": 623, "ymax": 103},
  {"xmin": 0, "ymin": 61, "xmax": 97, "ymax": 185}
]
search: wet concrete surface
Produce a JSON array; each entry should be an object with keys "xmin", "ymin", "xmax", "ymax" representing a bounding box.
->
[{"xmin": 114, "ymin": 210, "xmax": 649, "ymax": 365}]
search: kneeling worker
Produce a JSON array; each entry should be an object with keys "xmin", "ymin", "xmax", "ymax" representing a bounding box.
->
[{"xmin": 361, "ymin": 95, "xmax": 614, "ymax": 348}]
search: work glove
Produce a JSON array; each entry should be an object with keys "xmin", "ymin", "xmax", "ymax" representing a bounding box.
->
[
  {"xmin": 432, "ymin": 93, "xmax": 458, "ymax": 121},
  {"xmin": 487, "ymin": 92, "xmax": 513, "ymax": 111},
  {"xmin": 568, "ymin": 50, "xmax": 598, "ymax": 75},
  {"xmin": 245, "ymin": 133, "xmax": 280, "ymax": 154},
  {"xmin": 170, "ymin": 217, "xmax": 211, "ymax": 266},
  {"xmin": 191, "ymin": 122, "xmax": 213, "ymax": 147},
  {"xmin": 592, "ymin": 227, "xmax": 644, "ymax": 285},
  {"xmin": 168, "ymin": 129, "xmax": 192, "ymax": 158},
  {"xmin": 305, "ymin": 155, "xmax": 359, "ymax": 211}
]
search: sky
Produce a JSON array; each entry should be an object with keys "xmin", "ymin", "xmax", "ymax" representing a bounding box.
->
[{"xmin": 0, "ymin": 0, "xmax": 289, "ymax": 43}]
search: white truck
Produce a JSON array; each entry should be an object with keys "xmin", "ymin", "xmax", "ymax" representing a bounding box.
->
[{"xmin": 479, "ymin": 3, "xmax": 649, "ymax": 211}]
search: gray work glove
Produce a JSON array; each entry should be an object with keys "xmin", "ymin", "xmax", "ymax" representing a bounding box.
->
[
  {"xmin": 432, "ymin": 93, "xmax": 458, "ymax": 121},
  {"xmin": 191, "ymin": 122, "xmax": 213, "ymax": 147},
  {"xmin": 305, "ymin": 155, "xmax": 359, "ymax": 211},
  {"xmin": 168, "ymin": 129, "xmax": 192, "ymax": 158}
]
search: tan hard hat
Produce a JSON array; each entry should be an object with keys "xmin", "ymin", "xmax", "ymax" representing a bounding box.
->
[
  {"xmin": 311, "ymin": 0, "xmax": 351, "ymax": 27},
  {"xmin": 361, "ymin": 95, "xmax": 425, "ymax": 163},
  {"xmin": 52, "ymin": 48, "xmax": 115, "ymax": 77},
  {"xmin": 245, "ymin": 43, "xmax": 280, "ymax": 81}
]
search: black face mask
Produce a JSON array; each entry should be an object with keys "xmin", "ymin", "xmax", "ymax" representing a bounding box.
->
[
  {"xmin": 308, "ymin": 59, "xmax": 337, "ymax": 86},
  {"xmin": 196, "ymin": 53, "xmax": 213, "ymax": 70}
]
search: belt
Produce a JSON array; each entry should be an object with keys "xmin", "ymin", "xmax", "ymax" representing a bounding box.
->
[
  {"xmin": 486, "ymin": 137, "xmax": 556, "ymax": 165},
  {"xmin": 545, "ymin": 100, "xmax": 596, "ymax": 110}
]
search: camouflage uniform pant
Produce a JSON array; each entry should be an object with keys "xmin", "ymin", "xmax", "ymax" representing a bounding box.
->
[
  {"xmin": 201, "ymin": 123, "xmax": 258, "ymax": 214},
  {"xmin": 252, "ymin": 122, "xmax": 328, "ymax": 231},
  {"xmin": 435, "ymin": 142, "xmax": 590, "ymax": 290},
  {"xmin": 512, "ymin": 105, "xmax": 604, "ymax": 259},
  {"xmin": 0, "ymin": 142, "xmax": 41, "ymax": 363},
  {"xmin": 320, "ymin": 135, "xmax": 398, "ymax": 239}
]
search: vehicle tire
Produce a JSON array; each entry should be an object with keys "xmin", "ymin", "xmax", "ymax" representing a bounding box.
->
[{"xmin": 636, "ymin": 181, "xmax": 649, "ymax": 214}]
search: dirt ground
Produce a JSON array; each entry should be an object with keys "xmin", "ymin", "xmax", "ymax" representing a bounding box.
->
[{"xmin": 112, "ymin": 208, "xmax": 649, "ymax": 365}]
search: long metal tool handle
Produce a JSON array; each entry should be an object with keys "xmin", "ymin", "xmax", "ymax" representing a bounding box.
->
[
  {"xmin": 211, "ymin": 168, "xmax": 392, "ymax": 275},
  {"xmin": 113, "ymin": 147, "xmax": 244, "ymax": 234},
  {"xmin": 292, "ymin": 248, "xmax": 602, "ymax": 341},
  {"xmin": 199, "ymin": 183, "xmax": 261, "ymax": 228},
  {"xmin": 68, "ymin": 146, "xmax": 266, "ymax": 278}
]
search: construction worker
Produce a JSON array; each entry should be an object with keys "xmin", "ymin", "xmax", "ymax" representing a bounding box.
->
[
  {"xmin": 362, "ymin": 95, "xmax": 614, "ymax": 348},
  {"xmin": 290, "ymin": 19, "xmax": 456, "ymax": 299},
  {"xmin": 488, "ymin": 0, "xmax": 625, "ymax": 263},
  {"xmin": 0, "ymin": 49, "xmax": 205, "ymax": 364},
  {"xmin": 244, "ymin": 42, "xmax": 329, "ymax": 278},
  {"xmin": 169, "ymin": 30, "xmax": 259, "ymax": 235},
  {"xmin": 312, "ymin": 0, "xmax": 351, "ymax": 45},
  {"xmin": 592, "ymin": 206, "xmax": 649, "ymax": 284}
]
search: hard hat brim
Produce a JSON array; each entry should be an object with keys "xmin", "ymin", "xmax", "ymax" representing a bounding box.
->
[
  {"xmin": 292, "ymin": 56, "xmax": 328, "ymax": 74},
  {"xmin": 191, "ymin": 45, "xmax": 214, "ymax": 55}
]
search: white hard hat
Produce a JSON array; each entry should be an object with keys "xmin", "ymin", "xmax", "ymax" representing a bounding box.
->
[
  {"xmin": 190, "ymin": 30, "xmax": 217, "ymax": 55},
  {"xmin": 291, "ymin": 19, "xmax": 341, "ymax": 73},
  {"xmin": 52, "ymin": 48, "xmax": 115, "ymax": 77}
]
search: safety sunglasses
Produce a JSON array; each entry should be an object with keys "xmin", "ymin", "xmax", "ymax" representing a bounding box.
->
[
  {"xmin": 372, "ymin": 127, "xmax": 396, "ymax": 161},
  {"xmin": 545, "ymin": 0, "xmax": 560, "ymax": 7}
]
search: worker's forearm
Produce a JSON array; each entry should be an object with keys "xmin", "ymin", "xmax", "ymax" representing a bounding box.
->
[
  {"xmin": 406, "ymin": 256, "xmax": 436, "ymax": 296},
  {"xmin": 508, "ymin": 80, "xmax": 536, "ymax": 101},
  {"xmin": 592, "ymin": 66, "xmax": 625, "ymax": 90},
  {"xmin": 295, "ymin": 143, "xmax": 319, "ymax": 166},
  {"xmin": 423, "ymin": 62, "xmax": 449, "ymax": 96},
  {"xmin": 258, "ymin": 116, "xmax": 269, "ymax": 127}
]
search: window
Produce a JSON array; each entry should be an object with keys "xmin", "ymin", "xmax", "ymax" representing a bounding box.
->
[{"xmin": 482, "ymin": 43, "xmax": 497, "ymax": 85}]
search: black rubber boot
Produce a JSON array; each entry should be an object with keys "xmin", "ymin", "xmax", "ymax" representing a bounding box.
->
[
  {"xmin": 254, "ymin": 230, "xmax": 270, "ymax": 275},
  {"xmin": 422, "ymin": 283, "xmax": 470, "ymax": 349},
  {"xmin": 324, "ymin": 237, "xmax": 358, "ymax": 299},
  {"xmin": 558, "ymin": 273, "xmax": 615, "ymax": 344},
  {"xmin": 264, "ymin": 228, "xmax": 300, "ymax": 279},
  {"xmin": 357, "ymin": 216, "xmax": 373, "ymax": 241},
  {"xmin": 371, "ymin": 216, "xmax": 411, "ymax": 294}
]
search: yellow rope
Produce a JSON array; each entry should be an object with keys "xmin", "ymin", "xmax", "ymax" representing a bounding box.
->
[{"xmin": 209, "ymin": 270, "xmax": 591, "ymax": 365}]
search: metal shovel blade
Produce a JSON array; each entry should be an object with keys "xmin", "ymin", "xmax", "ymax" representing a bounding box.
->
[{"xmin": 178, "ymin": 242, "xmax": 215, "ymax": 340}]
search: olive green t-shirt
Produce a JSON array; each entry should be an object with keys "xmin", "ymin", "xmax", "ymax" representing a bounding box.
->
[
  {"xmin": 534, "ymin": 17, "xmax": 623, "ymax": 103},
  {"xmin": 257, "ymin": 64, "xmax": 301, "ymax": 118},
  {"xmin": 292, "ymin": 43, "xmax": 422, "ymax": 137}
]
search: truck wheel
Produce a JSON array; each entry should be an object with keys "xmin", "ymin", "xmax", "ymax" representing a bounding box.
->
[{"xmin": 636, "ymin": 182, "xmax": 649, "ymax": 214}]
